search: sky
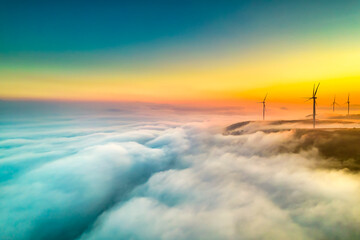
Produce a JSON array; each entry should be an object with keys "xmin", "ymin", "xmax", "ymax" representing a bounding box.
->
[{"xmin": 1, "ymin": 0, "xmax": 360, "ymax": 113}]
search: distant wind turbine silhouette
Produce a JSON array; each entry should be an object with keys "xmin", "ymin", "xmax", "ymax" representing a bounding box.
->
[
  {"xmin": 332, "ymin": 95, "xmax": 339, "ymax": 112},
  {"xmin": 305, "ymin": 83, "xmax": 320, "ymax": 128},
  {"xmin": 345, "ymin": 94, "xmax": 350, "ymax": 117},
  {"xmin": 257, "ymin": 93, "xmax": 268, "ymax": 120}
]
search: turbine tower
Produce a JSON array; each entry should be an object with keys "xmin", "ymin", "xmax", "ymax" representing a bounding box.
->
[
  {"xmin": 258, "ymin": 93, "xmax": 268, "ymax": 120},
  {"xmin": 306, "ymin": 83, "xmax": 320, "ymax": 128},
  {"xmin": 346, "ymin": 94, "xmax": 350, "ymax": 117},
  {"xmin": 332, "ymin": 95, "xmax": 339, "ymax": 112}
]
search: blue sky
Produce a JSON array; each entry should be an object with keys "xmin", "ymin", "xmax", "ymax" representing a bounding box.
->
[{"xmin": 1, "ymin": 0, "xmax": 358, "ymax": 55}]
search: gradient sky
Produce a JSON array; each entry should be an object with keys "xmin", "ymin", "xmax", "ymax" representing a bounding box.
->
[{"xmin": 1, "ymin": 0, "xmax": 360, "ymax": 108}]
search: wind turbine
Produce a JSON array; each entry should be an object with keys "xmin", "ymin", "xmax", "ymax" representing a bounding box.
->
[
  {"xmin": 305, "ymin": 83, "xmax": 320, "ymax": 128},
  {"xmin": 346, "ymin": 94, "xmax": 350, "ymax": 117},
  {"xmin": 258, "ymin": 93, "xmax": 268, "ymax": 120},
  {"xmin": 332, "ymin": 95, "xmax": 339, "ymax": 112}
]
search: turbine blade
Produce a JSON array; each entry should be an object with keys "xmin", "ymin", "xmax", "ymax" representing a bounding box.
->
[
  {"xmin": 314, "ymin": 83, "xmax": 320, "ymax": 96},
  {"xmin": 264, "ymin": 93, "xmax": 268, "ymax": 102},
  {"xmin": 313, "ymin": 84, "xmax": 315, "ymax": 96}
]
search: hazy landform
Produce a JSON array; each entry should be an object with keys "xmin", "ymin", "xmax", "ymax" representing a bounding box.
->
[
  {"xmin": 225, "ymin": 119, "xmax": 360, "ymax": 171},
  {"xmin": 1, "ymin": 104, "xmax": 360, "ymax": 240}
]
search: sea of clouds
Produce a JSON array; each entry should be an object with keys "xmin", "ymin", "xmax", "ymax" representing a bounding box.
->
[{"xmin": 0, "ymin": 101, "xmax": 360, "ymax": 240}]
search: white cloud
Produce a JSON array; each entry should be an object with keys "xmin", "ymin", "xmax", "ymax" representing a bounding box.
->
[{"xmin": 1, "ymin": 117, "xmax": 360, "ymax": 240}]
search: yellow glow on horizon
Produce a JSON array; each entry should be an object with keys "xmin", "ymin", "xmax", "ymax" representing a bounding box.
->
[{"xmin": 1, "ymin": 43, "xmax": 360, "ymax": 106}]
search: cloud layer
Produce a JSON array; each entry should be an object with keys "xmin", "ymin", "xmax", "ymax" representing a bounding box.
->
[{"xmin": 1, "ymin": 112, "xmax": 360, "ymax": 240}]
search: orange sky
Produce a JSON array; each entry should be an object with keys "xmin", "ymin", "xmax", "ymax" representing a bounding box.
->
[{"xmin": 2, "ymin": 44, "xmax": 360, "ymax": 107}]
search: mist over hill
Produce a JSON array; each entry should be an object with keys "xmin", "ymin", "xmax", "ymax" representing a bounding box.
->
[{"xmin": 225, "ymin": 119, "xmax": 360, "ymax": 171}]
